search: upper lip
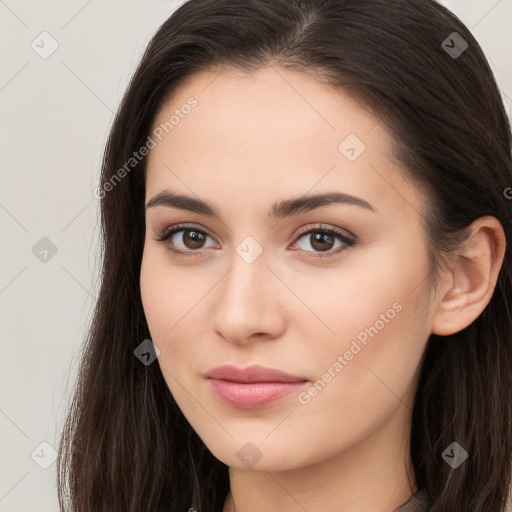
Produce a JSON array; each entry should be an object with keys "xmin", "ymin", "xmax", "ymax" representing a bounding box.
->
[{"xmin": 205, "ymin": 364, "xmax": 308, "ymax": 383}]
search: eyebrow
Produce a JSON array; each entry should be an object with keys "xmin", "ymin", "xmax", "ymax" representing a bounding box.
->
[{"xmin": 145, "ymin": 190, "xmax": 376, "ymax": 219}]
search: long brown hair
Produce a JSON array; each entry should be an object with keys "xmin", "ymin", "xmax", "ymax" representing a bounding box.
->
[{"xmin": 57, "ymin": 1, "xmax": 512, "ymax": 510}]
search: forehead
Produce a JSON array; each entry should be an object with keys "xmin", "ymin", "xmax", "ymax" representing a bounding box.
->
[
  {"xmin": 150, "ymin": 66, "xmax": 382, "ymax": 149},
  {"xmin": 145, "ymin": 67, "xmax": 424, "ymax": 222}
]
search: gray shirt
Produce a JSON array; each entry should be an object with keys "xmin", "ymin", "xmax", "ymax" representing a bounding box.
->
[
  {"xmin": 394, "ymin": 488, "xmax": 431, "ymax": 512},
  {"xmin": 190, "ymin": 488, "xmax": 431, "ymax": 511}
]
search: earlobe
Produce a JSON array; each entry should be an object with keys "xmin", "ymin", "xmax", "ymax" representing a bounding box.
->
[{"xmin": 431, "ymin": 216, "xmax": 506, "ymax": 336}]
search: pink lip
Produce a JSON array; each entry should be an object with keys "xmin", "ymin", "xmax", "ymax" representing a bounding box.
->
[
  {"xmin": 205, "ymin": 364, "xmax": 308, "ymax": 409},
  {"xmin": 205, "ymin": 364, "xmax": 307, "ymax": 383}
]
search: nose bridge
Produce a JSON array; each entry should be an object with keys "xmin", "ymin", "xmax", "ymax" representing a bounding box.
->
[
  {"xmin": 211, "ymin": 237, "xmax": 282, "ymax": 341},
  {"xmin": 220, "ymin": 240, "xmax": 270, "ymax": 310}
]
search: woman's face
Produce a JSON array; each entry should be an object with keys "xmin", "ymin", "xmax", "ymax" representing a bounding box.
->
[{"xmin": 140, "ymin": 66, "xmax": 437, "ymax": 471}]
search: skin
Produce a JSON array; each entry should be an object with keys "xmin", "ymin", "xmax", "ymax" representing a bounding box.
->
[{"xmin": 139, "ymin": 66, "xmax": 506, "ymax": 512}]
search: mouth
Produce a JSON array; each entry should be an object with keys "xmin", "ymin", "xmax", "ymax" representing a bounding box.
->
[
  {"xmin": 205, "ymin": 364, "xmax": 309, "ymax": 409},
  {"xmin": 206, "ymin": 379, "xmax": 308, "ymax": 409},
  {"xmin": 205, "ymin": 363, "xmax": 308, "ymax": 383}
]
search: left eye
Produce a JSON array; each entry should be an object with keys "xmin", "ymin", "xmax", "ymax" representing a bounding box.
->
[
  {"xmin": 292, "ymin": 227, "xmax": 355, "ymax": 257},
  {"xmin": 154, "ymin": 224, "xmax": 355, "ymax": 258}
]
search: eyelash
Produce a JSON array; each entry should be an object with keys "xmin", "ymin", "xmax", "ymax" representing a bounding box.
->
[{"xmin": 153, "ymin": 223, "xmax": 356, "ymax": 259}]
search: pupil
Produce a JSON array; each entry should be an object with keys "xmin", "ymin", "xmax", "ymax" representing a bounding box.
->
[
  {"xmin": 312, "ymin": 232, "xmax": 333, "ymax": 252},
  {"xmin": 185, "ymin": 230, "xmax": 205, "ymax": 248}
]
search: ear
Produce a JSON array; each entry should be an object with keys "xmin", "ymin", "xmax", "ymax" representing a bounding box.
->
[{"xmin": 431, "ymin": 216, "xmax": 506, "ymax": 336}]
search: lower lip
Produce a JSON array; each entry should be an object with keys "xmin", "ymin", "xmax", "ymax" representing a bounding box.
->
[{"xmin": 207, "ymin": 378, "xmax": 308, "ymax": 409}]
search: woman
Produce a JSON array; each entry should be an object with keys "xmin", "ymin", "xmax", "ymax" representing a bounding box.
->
[{"xmin": 57, "ymin": 1, "xmax": 512, "ymax": 511}]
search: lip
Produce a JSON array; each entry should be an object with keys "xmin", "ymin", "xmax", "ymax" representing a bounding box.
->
[
  {"xmin": 205, "ymin": 364, "xmax": 308, "ymax": 383},
  {"xmin": 205, "ymin": 364, "xmax": 309, "ymax": 409}
]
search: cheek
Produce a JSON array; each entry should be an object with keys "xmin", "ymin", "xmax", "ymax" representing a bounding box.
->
[
  {"xmin": 139, "ymin": 246, "xmax": 185, "ymax": 350},
  {"xmin": 140, "ymin": 252, "xmax": 164, "ymax": 336},
  {"xmin": 140, "ymin": 256, "xmax": 193, "ymax": 399},
  {"xmin": 306, "ymin": 248, "xmax": 431, "ymax": 415},
  {"xmin": 291, "ymin": 294, "xmax": 428, "ymax": 466},
  {"xmin": 140, "ymin": 247, "xmax": 210, "ymax": 376},
  {"xmin": 140, "ymin": 245, "xmax": 194, "ymax": 338}
]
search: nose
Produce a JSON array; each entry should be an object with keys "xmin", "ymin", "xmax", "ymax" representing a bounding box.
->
[{"xmin": 210, "ymin": 248, "xmax": 286, "ymax": 346}]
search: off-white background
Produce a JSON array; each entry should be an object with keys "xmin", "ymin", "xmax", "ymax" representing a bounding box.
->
[{"xmin": 0, "ymin": 1, "xmax": 511, "ymax": 511}]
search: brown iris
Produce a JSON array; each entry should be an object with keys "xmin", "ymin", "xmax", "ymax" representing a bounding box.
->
[{"xmin": 309, "ymin": 231, "xmax": 335, "ymax": 252}]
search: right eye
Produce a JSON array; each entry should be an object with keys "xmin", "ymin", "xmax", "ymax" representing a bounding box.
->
[{"xmin": 154, "ymin": 223, "xmax": 218, "ymax": 256}]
